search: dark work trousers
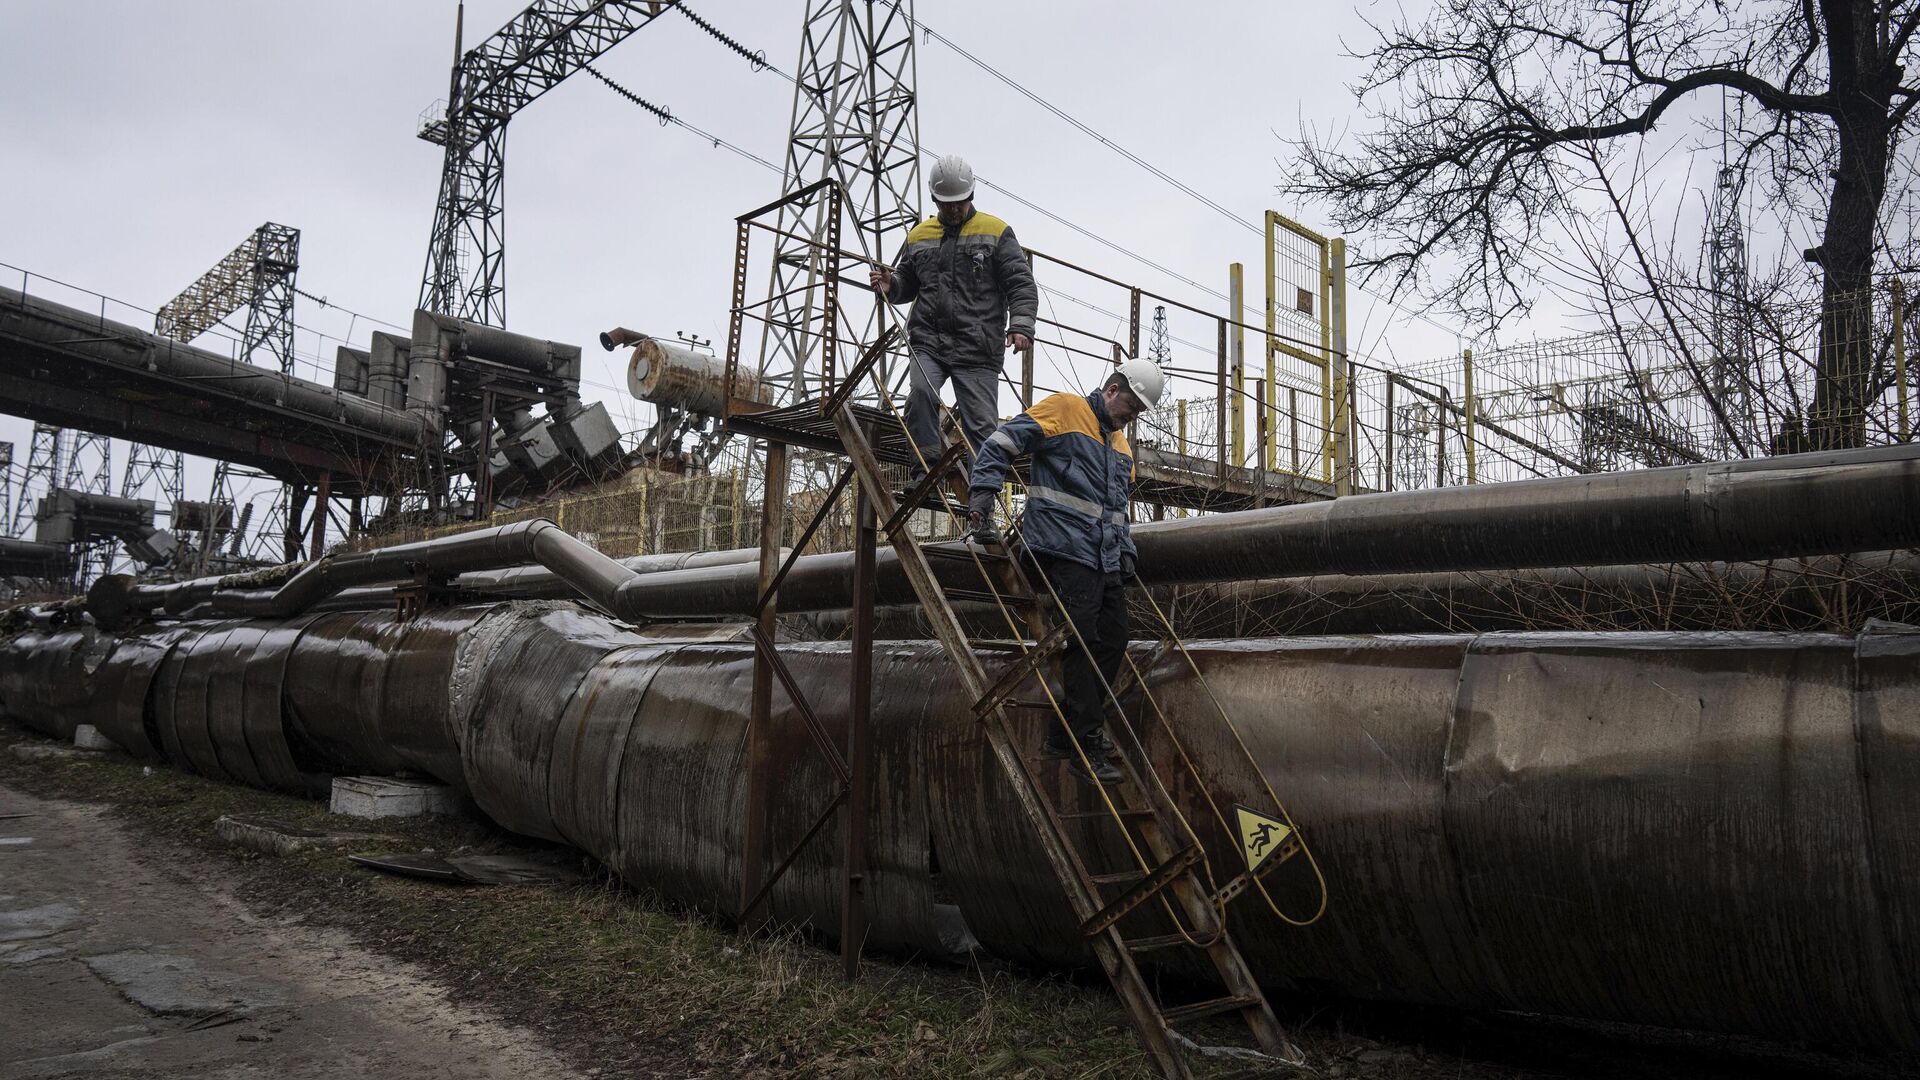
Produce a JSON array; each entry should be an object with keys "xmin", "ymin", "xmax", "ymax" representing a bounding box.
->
[
  {"xmin": 1030, "ymin": 551, "xmax": 1129, "ymax": 744},
  {"xmin": 905, "ymin": 347, "xmax": 1001, "ymax": 477}
]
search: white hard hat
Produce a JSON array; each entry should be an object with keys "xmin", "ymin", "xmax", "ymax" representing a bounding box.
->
[
  {"xmin": 929, "ymin": 154, "xmax": 975, "ymax": 202},
  {"xmin": 1113, "ymin": 357, "xmax": 1165, "ymax": 410}
]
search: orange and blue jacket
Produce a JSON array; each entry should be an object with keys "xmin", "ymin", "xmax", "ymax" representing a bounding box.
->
[
  {"xmin": 971, "ymin": 390, "xmax": 1135, "ymax": 574},
  {"xmin": 883, "ymin": 207, "xmax": 1038, "ymax": 368}
]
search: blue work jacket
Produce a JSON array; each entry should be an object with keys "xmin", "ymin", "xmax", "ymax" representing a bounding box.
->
[{"xmin": 971, "ymin": 390, "xmax": 1135, "ymax": 574}]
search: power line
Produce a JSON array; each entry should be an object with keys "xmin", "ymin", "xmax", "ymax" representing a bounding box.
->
[
  {"xmin": 645, "ymin": 5, "xmax": 1468, "ymax": 344},
  {"xmin": 582, "ymin": 64, "xmax": 784, "ymax": 175},
  {"xmin": 896, "ymin": 5, "xmax": 1473, "ymax": 341},
  {"xmin": 674, "ymin": 4, "xmax": 783, "ymax": 77}
]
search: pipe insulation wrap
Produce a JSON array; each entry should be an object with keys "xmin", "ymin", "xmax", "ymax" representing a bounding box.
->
[{"xmin": 6, "ymin": 609, "xmax": 1920, "ymax": 1051}]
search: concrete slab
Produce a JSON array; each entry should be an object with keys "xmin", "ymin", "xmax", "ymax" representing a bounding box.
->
[
  {"xmin": 0, "ymin": 942, "xmax": 65, "ymax": 965},
  {"xmin": 0, "ymin": 902, "xmax": 80, "ymax": 942},
  {"xmin": 70, "ymin": 724, "xmax": 117, "ymax": 752},
  {"xmin": 82, "ymin": 951, "xmax": 286, "ymax": 1019},
  {"xmin": 214, "ymin": 814, "xmax": 386, "ymax": 856},
  {"xmin": 329, "ymin": 776, "xmax": 470, "ymax": 819}
]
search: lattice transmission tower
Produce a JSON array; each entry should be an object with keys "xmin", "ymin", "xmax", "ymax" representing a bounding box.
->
[
  {"xmin": 121, "ymin": 442, "xmax": 185, "ymax": 518},
  {"xmin": 155, "ymin": 222, "xmax": 301, "ymax": 371},
  {"xmin": 10, "ymin": 425, "xmax": 62, "ymax": 538},
  {"xmin": 418, "ymin": 1, "xmax": 677, "ymax": 326},
  {"xmin": 756, "ymin": 0, "xmax": 921, "ymax": 400},
  {"xmin": 61, "ymin": 430, "xmax": 111, "ymax": 496},
  {"xmin": 0, "ymin": 443, "xmax": 13, "ymax": 539},
  {"xmin": 156, "ymin": 222, "xmax": 301, "ymax": 567},
  {"xmin": 1705, "ymin": 95, "xmax": 1758, "ymax": 457}
]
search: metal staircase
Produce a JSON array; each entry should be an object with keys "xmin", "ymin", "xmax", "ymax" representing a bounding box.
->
[{"xmin": 812, "ymin": 341, "xmax": 1311, "ymax": 1076}]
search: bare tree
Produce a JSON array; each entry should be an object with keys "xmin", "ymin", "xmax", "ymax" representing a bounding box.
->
[{"xmin": 1288, "ymin": 0, "xmax": 1920, "ymax": 449}]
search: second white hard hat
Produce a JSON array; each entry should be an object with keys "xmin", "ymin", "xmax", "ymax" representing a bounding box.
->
[
  {"xmin": 929, "ymin": 154, "xmax": 975, "ymax": 203},
  {"xmin": 1113, "ymin": 357, "xmax": 1165, "ymax": 410}
]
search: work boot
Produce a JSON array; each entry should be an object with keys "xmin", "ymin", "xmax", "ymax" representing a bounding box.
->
[
  {"xmin": 1040, "ymin": 733, "xmax": 1077, "ymax": 760},
  {"xmin": 1082, "ymin": 729, "xmax": 1121, "ymax": 761},
  {"xmin": 1066, "ymin": 754, "xmax": 1124, "ymax": 787},
  {"xmin": 1041, "ymin": 735, "xmax": 1125, "ymax": 785}
]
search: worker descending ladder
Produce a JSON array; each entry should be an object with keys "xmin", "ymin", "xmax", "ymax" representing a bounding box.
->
[{"xmin": 812, "ymin": 337, "xmax": 1322, "ymax": 1077}]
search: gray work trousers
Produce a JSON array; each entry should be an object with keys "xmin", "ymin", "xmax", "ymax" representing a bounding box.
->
[{"xmin": 905, "ymin": 347, "xmax": 1001, "ymax": 476}]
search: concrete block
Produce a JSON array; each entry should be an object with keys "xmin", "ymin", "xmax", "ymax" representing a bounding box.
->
[
  {"xmin": 328, "ymin": 776, "xmax": 469, "ymax": 820},
  {"xmin": 71, "ymin": 724, "xmax": 118, "ymax": 752},
  {"xmin": 214, "ymin": 814, "xmax": 384, "ymax": 856}
]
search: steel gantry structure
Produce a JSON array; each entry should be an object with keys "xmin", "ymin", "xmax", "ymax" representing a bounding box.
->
[
  {"xmin": 418, "ymin": 0, "xmax": 679, "ymax": 326},
  {"xmin": 154, "ymin": 222, "xmax": 301, "ymax": 372}
]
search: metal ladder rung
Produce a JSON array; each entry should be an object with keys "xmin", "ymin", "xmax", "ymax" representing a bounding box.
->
[
  {"xmin": 1160, "ymin": 994, "xmax": 1264, "ymax": 1026},
  {"xmin": 944, "ymin": 587, "xmax": 1033, "ymax": 606},
  {"xmin": 1123, "ymin": 933, "xmax": 1195, "ymax": 954},
  {"xmin": 923, "ymin": 545, "xmax": 1010, "ymax": 564},
  {"xmin": 1060, "ymin": 807, "xmax": 1152, "ymax": 820},
  {"xmin": 1081, "ymin": 845, "xmax": 1203, "ymax": 937},
  {"xmin": 973, "ymin": 622, "xmax": 1071, "ymax": 719},
  {"xmin": 1088, "ymin": 870, "xmax": 1144, "ymax": 886}
]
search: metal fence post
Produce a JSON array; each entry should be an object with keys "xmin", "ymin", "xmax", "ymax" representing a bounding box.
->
[
  {"xmin": 1216, "ymin": 318, "xmax": 1229, "ymax": 482},
  {"xmin": 1383, "ymin": 377, "xmax": 1396, "ymax": 491},
  {"xmin": 1462, "ymin": 348, "xmax": 1478, "ymax": 484},
  {"xmin": 1230, "ymin": 263, "xmax": 1245, "ymax": 467},
  {"xmin": 1896, "ymin": 280, "xmax": 1910, "ymax": 442},
  {"xmin": 1329, "ymin": 237, "xmax": 1351, "ymax": 495},
  {"xmin": 1254, "ymin": 378, "xmax": 1268, "ymax": 507},
  {"xmin": 1289, "ymin": 387, "xmax": 1301, "ymax": 475}
]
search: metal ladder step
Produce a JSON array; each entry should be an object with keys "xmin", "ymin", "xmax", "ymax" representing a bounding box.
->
[
  {"xmin": 1060, "ymin": 807, "xmax": 1153, "ymax": 820},
  {"xmin": 973, "ymin": 622, "xmax": 1071, "ymax": 718},
  {"xmin": 944, "ymin": 586, "xmax": 1034, "ymax": 606},
  {"xmin": 1081, "ymin": 845, "xmax": 1203, "ymax": 936},
  {"xmin": 922, "ymin": 544, "xmax": 1010, "ymax": 564},
  {"xmin": 1123, "ymin": 933, "xmax": 1196, "ymax": 954},
  {"xmin": 1160, "ymin": 994, "xmax": 1265, "ymax": 1026}
]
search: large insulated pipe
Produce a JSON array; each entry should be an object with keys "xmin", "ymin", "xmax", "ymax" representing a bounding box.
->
[
  {"xmin": 406, "ymin": 310, "xmax": 452, "ymax": 430},
  {"xmin": 413, "ymin": 310, "xmax": 583, "ymax": 408},
  {"xmin": 366, "ymin": 331, "xmax": 410, "ymax": 410},
  {"xmin": 1, "ymin": 286, "xmax": 420, "ymax": 443},
  {"xmin": 79, "ymin": 443, "xmax": 1920, "ymax": 626},
  {"xmin": 90, "ymin": 519, "xmax": 640, "ymax": 624},
  {"xmin": 21, "ymin": 611, "xmax": 1920, "ymax": 1051},
  {"xmin": 612, "ymin": 442, "xmax": 1920, "ymax": 616},
  {"xmin": 1133, "ymin": 442, "xmax": 1920, "ymax": 583}
]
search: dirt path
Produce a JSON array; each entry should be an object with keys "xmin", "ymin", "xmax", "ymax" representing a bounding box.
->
[{"xmin": 0, "ymin": 781, "xmax": 584, "ymax": 1080}]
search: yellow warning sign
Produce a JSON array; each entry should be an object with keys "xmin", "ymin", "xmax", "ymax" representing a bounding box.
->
[{"xmin": 1234, "ymin": 805, "xmax": 1293, "ymax": 875}]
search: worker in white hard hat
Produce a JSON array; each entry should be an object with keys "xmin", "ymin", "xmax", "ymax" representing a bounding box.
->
[
  {"xmin": 965, "ymin": 358, "xmax": 1165, "ymax": 786},
  {"xmin": 869, "ymin": 154, "xmax": 1038, "ymax": 481}
]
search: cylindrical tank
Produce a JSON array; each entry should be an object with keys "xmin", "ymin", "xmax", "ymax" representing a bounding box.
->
[{"xmin": 626, "ymin": 334, "xmax": 765, "ymax": 414}]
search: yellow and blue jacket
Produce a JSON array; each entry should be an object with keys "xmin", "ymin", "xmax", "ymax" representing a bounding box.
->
[
  {"xmin": 971, "ymin": 390, "xmax": 1135, "ymax": 573},
  {"xmin": 883, "ymin": 207, "xmax": 1038, "ymax": 368}
]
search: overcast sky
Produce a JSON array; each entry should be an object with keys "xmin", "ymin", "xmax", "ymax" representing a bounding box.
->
[{"xmin": 0, "ymin": 0, "xmax": 1593, "ymax": 521}]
